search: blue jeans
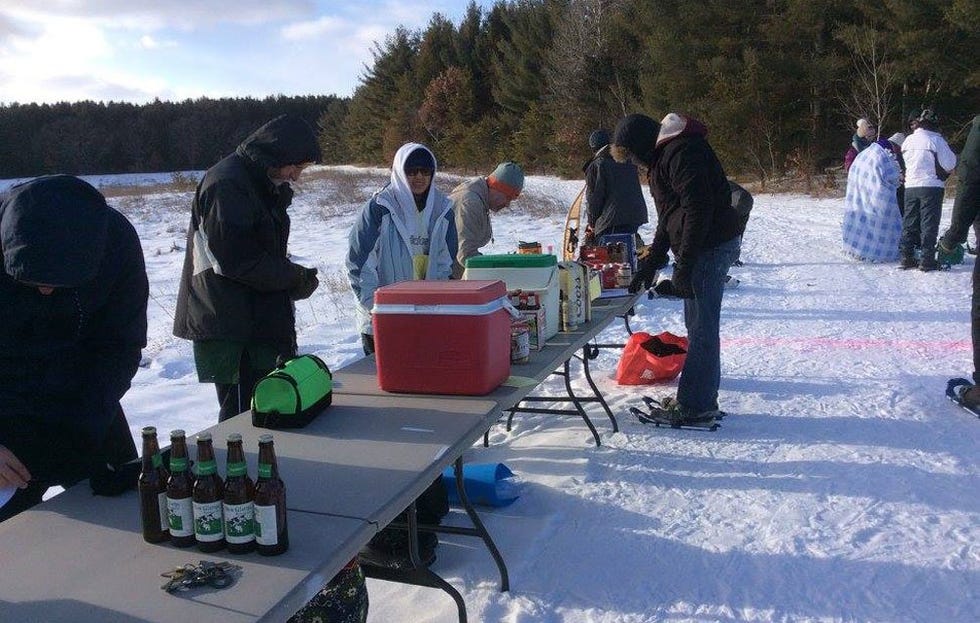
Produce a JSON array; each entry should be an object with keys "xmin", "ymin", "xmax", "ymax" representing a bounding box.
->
[
  {"xmin": 676, "ymin": 237, "xmax": 741, "ymax": 412},
  {"xmin": 900, "ymin": 187, "xmax": 945, "ymax": 258}
]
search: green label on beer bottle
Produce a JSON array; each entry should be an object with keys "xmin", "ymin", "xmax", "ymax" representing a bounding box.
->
[
  {"xmin": 223, "ymin": 502, "xmax": 255, "ymax": 543},
  {"xmin": 258, "ymin": 463, "xmax": 272, "ymax": 478},
  {"xmin": 167, "ymin": 496, "xmax": 194, "ymax": 537},
  {"xmin": 193, "ymin": 500, "xmax": 223, "ymax": 541},
  {"xmin": 226, "ymin": 462, "xmax": 247, "ymax": 477},
  {"xmin": 196, "ymin": 460, "xmax": 217, "ymax": 476},
  {"xmin": 151, "ymin": 452, "xmax": 162, "ymax": 468},
  {"xmin": 169, "ymin": 457, "xmax": 188, "ymax": 472}
]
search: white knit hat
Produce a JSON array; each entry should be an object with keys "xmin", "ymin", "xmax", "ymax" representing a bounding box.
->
[{"xmin": 856, "ymin": 118, "xmax": 875, "ymax": 138}]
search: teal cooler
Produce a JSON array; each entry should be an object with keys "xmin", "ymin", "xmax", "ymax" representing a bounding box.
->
[
  {"xmin": 372, "ymin": 280, "xmax": 511, "ymax": 395},
  {"xmin": 463, "ymin": 254, "xmax": 559, "ymax": 340}
]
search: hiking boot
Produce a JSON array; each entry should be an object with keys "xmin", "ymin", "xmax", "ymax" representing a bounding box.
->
[
  {"xmin": 919, "ymin": 257, "xmax": 939, "ymax": 272},
  {"xmin": 898, "ymin": 256, "xmax": 917, "ymax": 270},
  {"xmin": 655, "ymin": 397, "xmax": 718, "ymax": 424},
  {"xmin": 958, "ymin": 384, "xmax": 980, "ymax": 409}
]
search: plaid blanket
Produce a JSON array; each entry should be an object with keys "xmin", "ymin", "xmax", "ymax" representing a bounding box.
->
[{"xmin": 842, "ymin": 142, "xmax": 902, "ymax": 262}]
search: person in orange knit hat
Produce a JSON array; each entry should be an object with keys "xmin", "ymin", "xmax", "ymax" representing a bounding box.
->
[{"xmin": 449, "ymin": 161, "xmax": 525, "ymax": 278}]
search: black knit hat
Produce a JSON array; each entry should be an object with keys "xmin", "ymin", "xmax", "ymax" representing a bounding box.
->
[
  {"xmin": 613, "ymin": 114, "xmax": 660, "ymax": 166},
  {"xmin": 403, "ymin": 147, "xmax": 436, "ymax": 172},
  {"xmin": 589, "ymin": 129, "xmax": 610, "ymax": 150}
]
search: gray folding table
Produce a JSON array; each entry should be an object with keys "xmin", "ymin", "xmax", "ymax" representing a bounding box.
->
[
  {"xmin": 210, "ymin": 393, "xmax": 506, "ymax": 623},
  {"xmin": 333, "ymin": 293, "xmax": 641, "ymax": 446},
  {"xmin": 0, "ymin": 484, "xmax": 373, "ymax": 622}
]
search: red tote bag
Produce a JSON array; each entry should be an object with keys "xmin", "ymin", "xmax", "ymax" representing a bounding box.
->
[{"xmin": 615, "ymin": 331, "xmax": 689, "ymax": 385}]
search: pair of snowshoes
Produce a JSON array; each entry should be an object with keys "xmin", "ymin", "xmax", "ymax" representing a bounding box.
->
[{"xmin": 630, "ymin": 396, "xmax": 724, "ymax": 431}]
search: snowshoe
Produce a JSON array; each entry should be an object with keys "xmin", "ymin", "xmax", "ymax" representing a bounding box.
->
[
  {"xmin": 641, "ymin": 395, "xmax": 726, "ymax": 420},
  {"xmin": 629, "ymin": 405, "xmax": 720, "ymax": 431},
  {"xmin": 946, "ymin": 378, "xmax": 980, "ymax": 418}
]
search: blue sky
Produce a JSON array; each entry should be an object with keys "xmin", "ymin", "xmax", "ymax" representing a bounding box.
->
[{"xmin": 0, "ymin": 1, "xmax": 493, "ymax": 105}]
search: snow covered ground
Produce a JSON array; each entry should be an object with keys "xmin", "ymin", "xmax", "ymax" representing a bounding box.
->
[{"xmin": 5, "ymin": 166, "xmax": 977, "ymax": 622}]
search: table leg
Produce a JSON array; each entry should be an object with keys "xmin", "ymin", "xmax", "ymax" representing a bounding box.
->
[
  {"xmin": 504, "ymin": 355, "xmax": 606, "ymax": 446},
  {"xmin": 362, "ymin": 563, "xmax": 468, "ymax": 623},
  {"xmin": 362, "ymin": 502, "xmax": 470, "ymax": 623},
  {"xmin": 579, "ymin": 345, "xmax": 618, "ymax": 432},
  {"xmin": 453, "ymin": 458, "xmax": 510, "ymax": 592}
]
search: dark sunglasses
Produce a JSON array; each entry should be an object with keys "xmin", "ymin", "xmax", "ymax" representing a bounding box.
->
[{"xmin": 405, "ymin": 167, "xmax": 433, "ymax": 177}]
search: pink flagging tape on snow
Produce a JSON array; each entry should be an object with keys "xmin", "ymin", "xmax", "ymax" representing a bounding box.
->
[{"xmin": 722, "ymin": 336, "xmax": 972, "ymax": 350}]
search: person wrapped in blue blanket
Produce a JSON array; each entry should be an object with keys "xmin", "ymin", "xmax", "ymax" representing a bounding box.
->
[{"xmin": 842, "ymin": 138, "xmax": 904, "ymax": 262}]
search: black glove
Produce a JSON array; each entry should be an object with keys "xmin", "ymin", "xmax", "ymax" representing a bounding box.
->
[
  {"xmin": 653, "ymin": 279, "xmax": 678, "ymax": 298},
  {"xmin": 582, "ymin": 226, "xmax": 597, "ymax": 248},
  {"xmin": 628, "ymin": 255, "xmax": 661, "ymax": 293},
  {"xmin": 670, "ymin": 264, "xmax": 694, "ymax": 299},
  {"xmin": 90, "ymin": 460, "xmax": 140, "ymax": 496},
  {"xmin": 938, "ymin": 234, "xmax": 957, "ymax": 254},
  {"xmin": 290, "ymin": 266, "xmax": 319, "ymax": 300}
]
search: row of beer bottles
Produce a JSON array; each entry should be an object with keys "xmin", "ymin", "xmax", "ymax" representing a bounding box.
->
[{"xmin": 138, "ymin": 427, "xmax": 288, "ymax": 556}]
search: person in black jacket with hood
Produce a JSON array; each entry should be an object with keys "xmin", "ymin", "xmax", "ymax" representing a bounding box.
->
[
  {"xmin": 614, "ymin": 112, "xmax": 744, "ymax": 423},
  {"xmin": 583, "ymin": 128, "xmax": 648, "ymax": 243},
  {"xmin": 1, "ymin": 175, "xmax": 148, "ymax": 521},
  {"xmin": 173, "ymin": 114, "xmax": 322, "ymax": 422}
]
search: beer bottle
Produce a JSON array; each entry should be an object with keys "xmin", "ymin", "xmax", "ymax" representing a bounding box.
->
[
  {"xmin": 223, "ymin": 433, "xmax": 255, "ymax": 554},
  {"xmin": 138, "ymin": 426, "xmax": 169, "ymax": 543},
  {"xmin": 165, "ymin": 429, "xmax": 195, "ymax": 548},
  {"xmin": 192, "ymin": 432, "xmax": 225, "ymax": 552},
  {"xmin": 253, "ymin": 434, "xmax": 288, "ymax": 555}
]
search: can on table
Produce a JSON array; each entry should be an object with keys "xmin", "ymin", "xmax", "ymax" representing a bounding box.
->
[{"xmin": 510, "ymin": 318, "xmax": 530, "ymax": 363}]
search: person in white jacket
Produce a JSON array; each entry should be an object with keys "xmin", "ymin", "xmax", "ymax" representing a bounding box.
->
[
  {"xmin": 346, "ymin": 142, "xmax": 458, "ymax": 355},
  {"xmin": 899, "ymin": 108, "xmax": 957, "ymax": 271}
]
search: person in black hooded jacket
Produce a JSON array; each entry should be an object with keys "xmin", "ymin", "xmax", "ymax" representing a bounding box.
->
[
  {"xmin": 613, "ymin": 112, "xmax": 744, "ymax": 423},
  {"xmin": 173, "ymin": 114, "xmax": 322, "ymax": 422},
  {"xmin": 0, "ymin": 175, "xmax": 148, "ymax": 521},
  {"xmin": 583, "ymin": 128, "xmax": 648, "ymax": 243}
]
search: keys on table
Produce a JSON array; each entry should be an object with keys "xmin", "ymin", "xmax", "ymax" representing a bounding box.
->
[{"xmin": 161, "ymin": 560, "xmax": 241, "ymax": 593}]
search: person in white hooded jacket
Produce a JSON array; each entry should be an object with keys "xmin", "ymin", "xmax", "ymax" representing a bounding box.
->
[
  {"xmin": 899, "ymin": 108, "xmax": 957, "ymax": 271},
  {"xmin": 346, "ymin": 142, "xmax": 458, "ymax": 355}
]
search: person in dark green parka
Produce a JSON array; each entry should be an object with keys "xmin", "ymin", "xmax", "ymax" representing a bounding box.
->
[
  {"xmin": 173, "ymin": 114, "xmax": 321, "ymax": 422},
  {"xmin": 939, "ymin": 115, "xmax": 980, "ymax": 404}
]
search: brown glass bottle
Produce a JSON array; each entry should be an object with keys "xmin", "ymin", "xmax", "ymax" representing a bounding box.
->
[
  {"xmin": 223, "ymin": 433, "xmax": 256, "ymax": 554},
  {"xmin": 192, "ymin": 432, "xmax": 225, "ymax": 552},
  {"xmin": 138, "ymin": 426, "xmax": 170, "ymax": 543},
  {"xmin": 253, "ymin": 434, "xmax": 288, "ymax": 555},
  {"xmin": 165, "ymin": 429, "xmax": 195, "ymax": 548}
]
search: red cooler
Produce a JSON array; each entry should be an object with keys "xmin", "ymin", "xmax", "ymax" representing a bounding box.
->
[{"xmin": 372, "ymin": 280, "xmax": 511, "ymax": 395}]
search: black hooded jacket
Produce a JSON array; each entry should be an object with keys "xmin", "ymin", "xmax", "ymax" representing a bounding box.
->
[
  {"xmin": 584, "ymin": 146, "xmax": 648, "ymax": 236},
  {"xmin": 646, "ymin": 119, "xmax": 743, "ymax": 270},
  {"xmin": 172, "ymin": 115, "xmax": 321, "ymax": 353},
  {"xmin": 0, "ymin": 175, "xmax": 148, "ymax": 483},
  {"xmin": 941, "ymin": 115, "xmax": 980, "ymax": 245}
]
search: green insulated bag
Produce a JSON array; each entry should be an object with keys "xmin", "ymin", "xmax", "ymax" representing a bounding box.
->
[{"xmin": 251, "ymin": 354, "xmax": 332, "ymax": 429}]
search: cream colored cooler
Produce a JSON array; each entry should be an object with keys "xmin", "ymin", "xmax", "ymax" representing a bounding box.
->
[{"xmin": 463, "ymin": 254, "xmax": 560, "ymax": 340}]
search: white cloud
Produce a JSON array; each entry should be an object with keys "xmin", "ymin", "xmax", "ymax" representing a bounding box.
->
[
  {"xmin": 281, "ymin": 15, "xmax": 344, "ymax": 41},
  {"xmin": 138, "ymin": 34, "xmax": 176, "ymax": 49},
  {"xmin": 0, "ymin": 1, "xmax": 317, "ymax": 31},
  {"xmin": 0, "ymin": 1, "xmax": 497, "ymax": 104}
]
